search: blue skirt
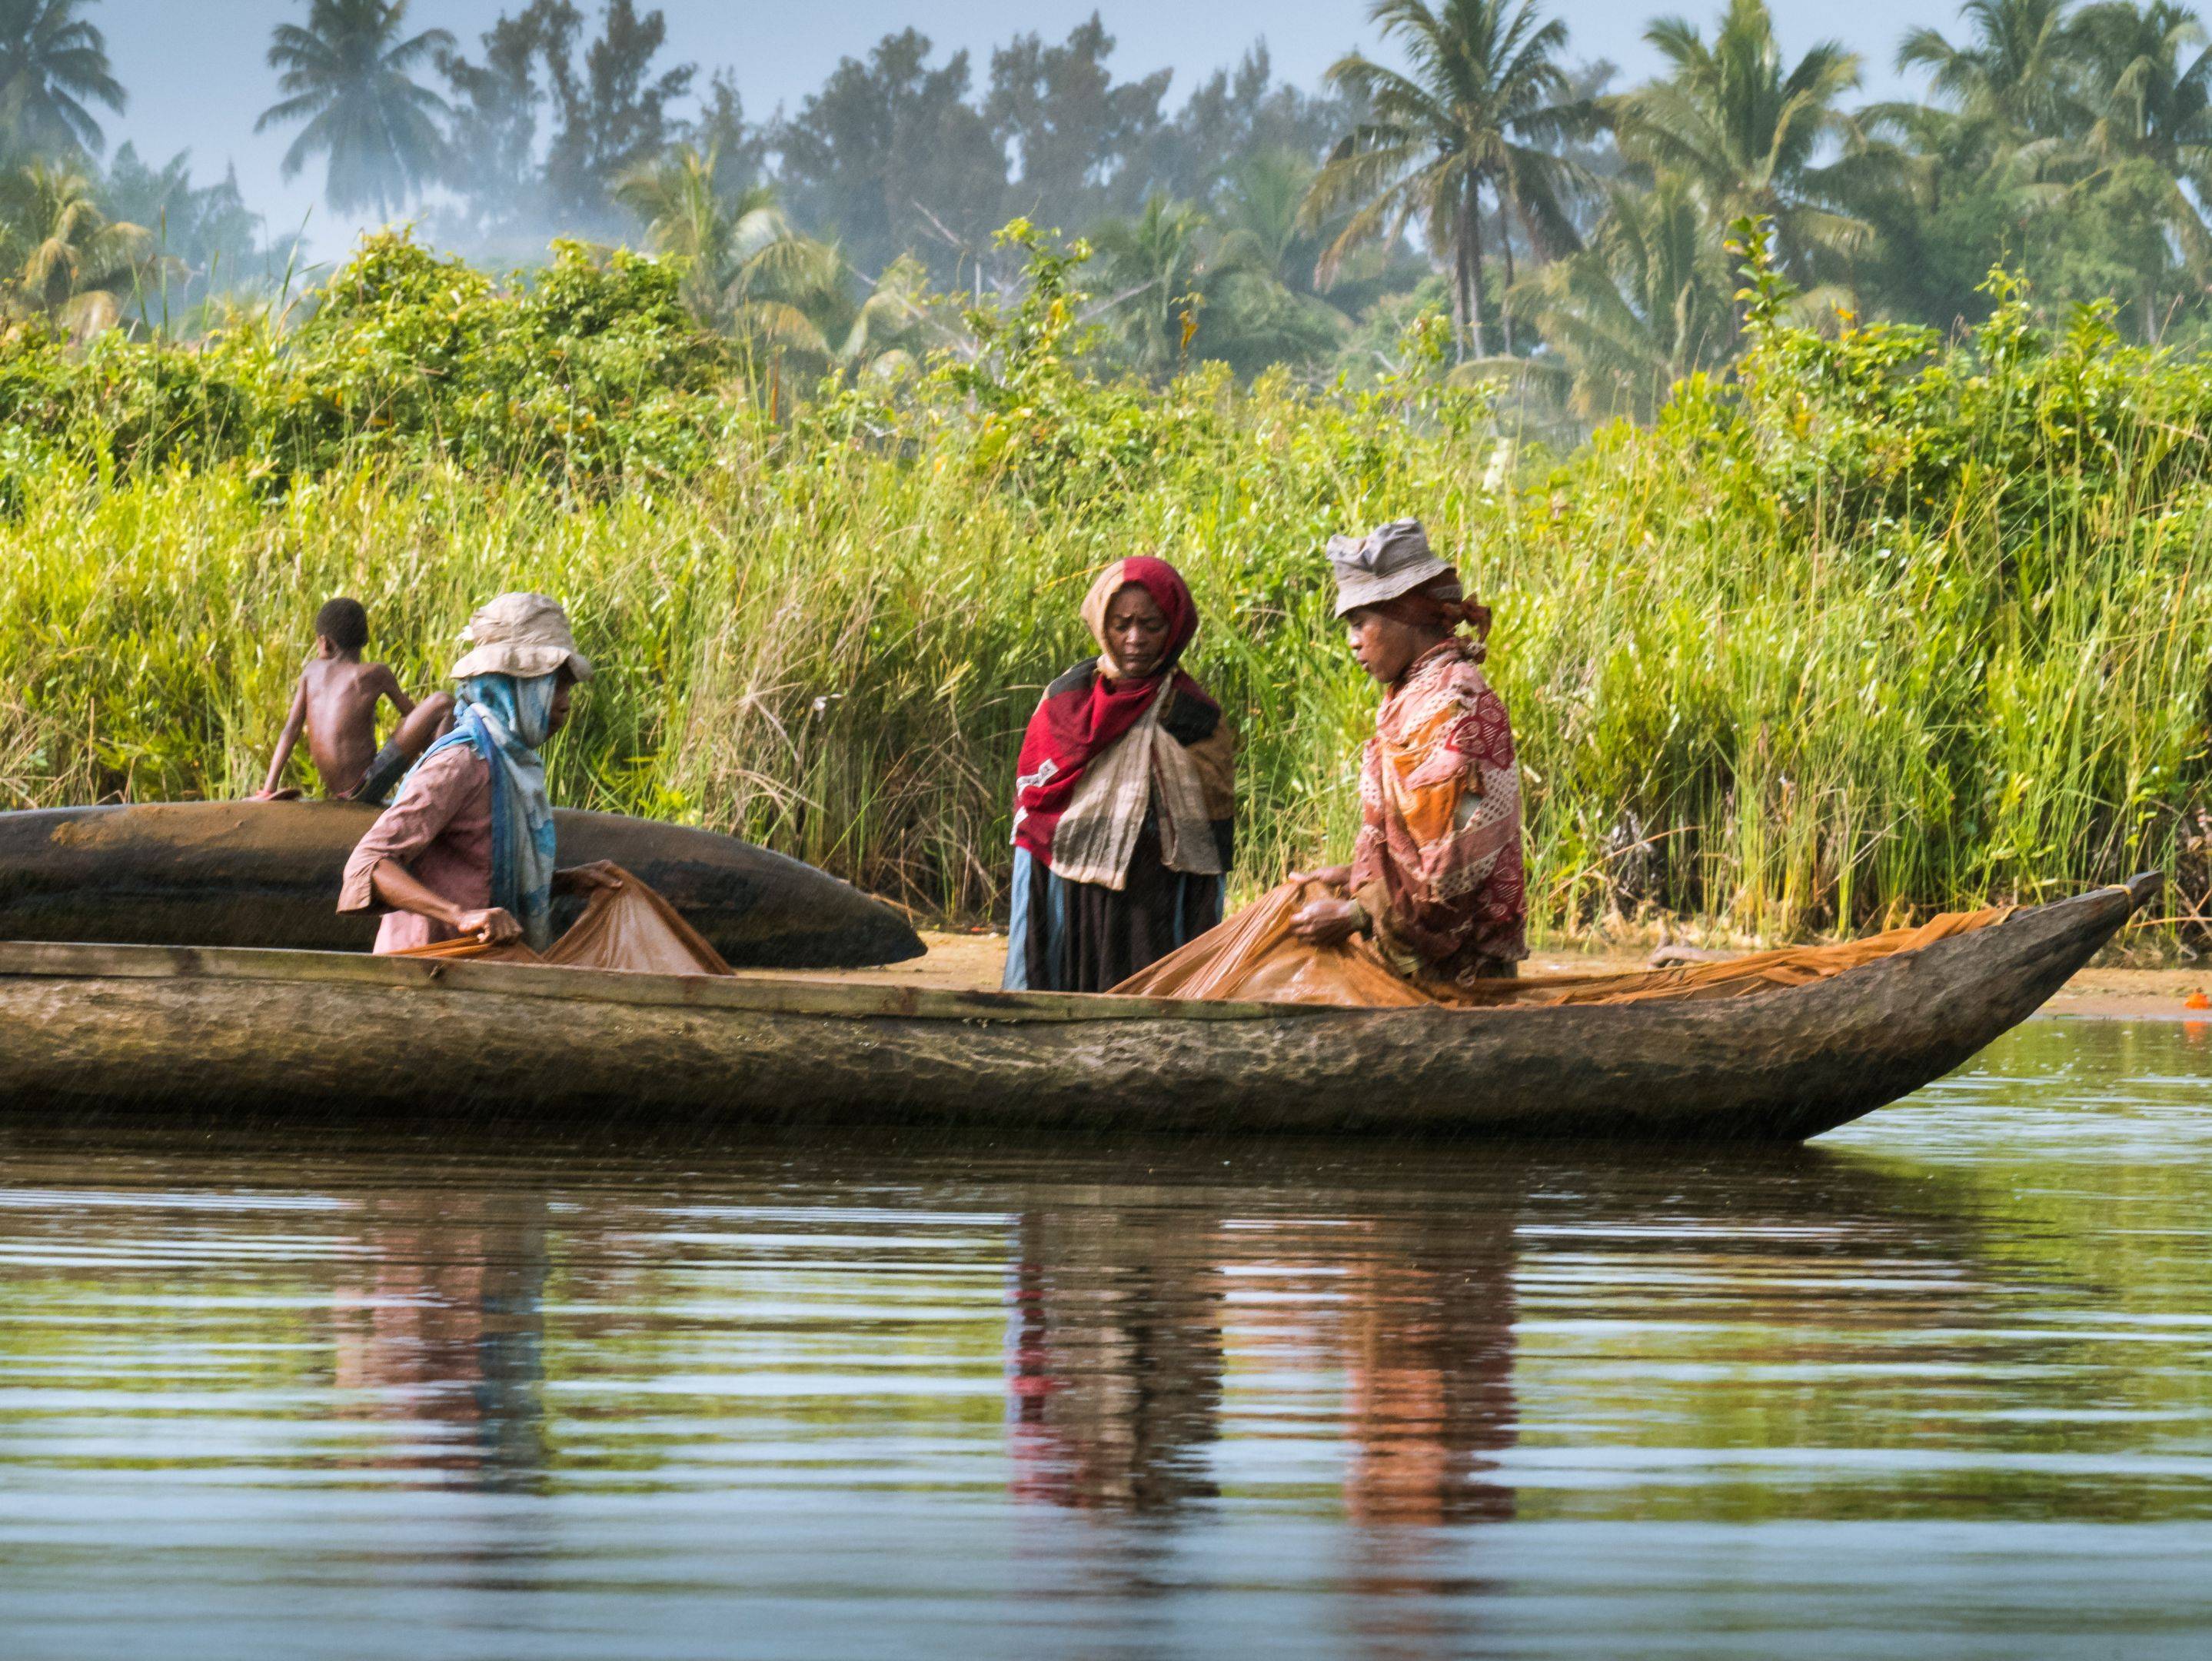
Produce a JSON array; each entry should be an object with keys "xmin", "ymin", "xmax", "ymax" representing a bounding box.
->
[{"xmin": 1003, "ymin": 837, "xmax": 1223, "ymax": 994}]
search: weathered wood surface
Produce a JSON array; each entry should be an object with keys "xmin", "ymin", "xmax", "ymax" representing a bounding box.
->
[
  {"xmin": 0, "ymin": 801, "xmax": 922, "ymax": 968},
  {"xmin": 0, "ymin": 877, "xmax": 2150, "ymax": 1139}
]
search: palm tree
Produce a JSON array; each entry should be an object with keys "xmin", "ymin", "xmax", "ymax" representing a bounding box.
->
[
  {"xmin": 1509, "ymin": 172, "xmax": 1734, "ymax": 418},
  {"xmin": 0, "ymin": 0, "xmax": 122, "ymax": 161},
  {"xmin": 2072, "ymin": 0, "xmax": 2212, "ymax": 318},
  {"xmin": 614, "ymin": 145, "xmax": 883, "ymax": 375},
  {"xmin": 256, "ymin": 0, "xmax": 451, "ymax": 218},
  {"xmin": 1896, "ymin": 0, "xmax": 2082, "ymax": 138},
  {"xmin": 0, "ymin": 159, "xmax": 171, "ymax": 338},
  {"xmin": 1089, "ymin": 193, "xmax": 1263, "ymax": 377},
  {"xmin": 1868, "ymin": 0, "xmax": 2091, "ymax": 261},
  {"xmin": 1839, "ymin": 93, "xmax": 2067, "ymax": 326},
  {"xmin": 2078, "ymin": 2, "xmax": 2212, "ymax": 167},
  {"xmin": 616, "ymin": 148, "xmax": 808, "ymax": 327},
  {"xmin": 1302, "ymin": 0, "xmax": 1592, "ymax": 357},
  {"xmin": 1614, "ymin": 0, "xmax": 1870, "ymax": 286},
  {"xmin": 1216, "ymin": 151, "xmax": 1321, "ymax": 291},
  {"xmin": 833, "ymin": 253, "xmax": 933, "ymax": 380}
]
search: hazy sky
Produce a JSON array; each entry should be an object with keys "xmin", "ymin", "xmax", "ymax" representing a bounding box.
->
[{"xmin": 115, "ymin": 0, "xmax": 1938, "ymax": 255}]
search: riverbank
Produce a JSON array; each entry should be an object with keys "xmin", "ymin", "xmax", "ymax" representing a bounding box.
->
[
  {"xmin": 747, "ymin": 928, "xmax": 2212, "ymax": 1018},
  {"xmin": 2, "ymin": 233, "xmax": 2206, "ymax": 944}
]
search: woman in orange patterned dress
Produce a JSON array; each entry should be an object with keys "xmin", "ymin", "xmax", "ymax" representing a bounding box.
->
[{"xmin": 1290, "ymin": 519, "xmax": 1528, "ymax": 988}]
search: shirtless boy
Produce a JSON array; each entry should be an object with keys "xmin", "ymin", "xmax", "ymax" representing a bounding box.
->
[{"xmin": 256, "ymin": 598, "xmax": 450, "ymax": 801}]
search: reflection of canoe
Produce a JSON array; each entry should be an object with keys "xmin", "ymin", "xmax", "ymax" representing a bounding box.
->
[
  {"xmin": 0, "ymin": 876, "xmax": 2152, "ymax": 1136},
  {"xmin": 0, "ymin": 801, "xmax": 921, "ymax": 970}
]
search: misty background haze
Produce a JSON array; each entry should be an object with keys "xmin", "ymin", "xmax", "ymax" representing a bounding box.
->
[
  {"xmin": 1, "ymin": 0, "xmax": 2207, "ymax": 420},
  {"xmin": 138, "ymin": 1, "xmax": 1928, "ymax": 250},
  {"xmin": 125, "ymin": 0, "xmax": 1924, "ymax": 257},
  {"xmin": 0, "ymin": 0, "xmax": 2205, "ymax": 949}
]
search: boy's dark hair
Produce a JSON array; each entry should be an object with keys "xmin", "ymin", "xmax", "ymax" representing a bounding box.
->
[{"xmin": 314, "ymin": 597, "xmax": 370, "ymax": 651}]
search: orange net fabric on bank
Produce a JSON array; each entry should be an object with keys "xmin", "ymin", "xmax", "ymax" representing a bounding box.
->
[
  {"xmin": 394, "ymin": 867, "xmax": 734, "ymax": 976},
  {"xmin": 1110, "ymin": 880, "xmax": 2016, "ymax": 1009}
]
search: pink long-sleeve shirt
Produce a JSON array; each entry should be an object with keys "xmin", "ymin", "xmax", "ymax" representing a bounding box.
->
[{"xmin": 338, "ymin": 744, "xmax": 496, "ymax": 954}]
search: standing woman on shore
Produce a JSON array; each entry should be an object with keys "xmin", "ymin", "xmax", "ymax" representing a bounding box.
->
[
  {"xmin": 1003, "ymin": 557, "xmax": 1236, "ymax": 992},
  {"xmin": 1291, "ymin": 520, "xmax": 1528, "ymax": 987}
]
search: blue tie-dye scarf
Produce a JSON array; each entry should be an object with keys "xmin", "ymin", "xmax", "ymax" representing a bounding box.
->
[{"xmin": 410, "ymin": 672, "xmax": 561, "ymax": 950}]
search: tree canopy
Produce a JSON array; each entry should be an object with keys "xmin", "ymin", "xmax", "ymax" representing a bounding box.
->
[
  {"xmin": 0, "ymin": 0, "xmax": 2207, "ymax": 420},
  {"xmin": 256, "ymin": 0, "xmax": 452, "ymax": 218}
]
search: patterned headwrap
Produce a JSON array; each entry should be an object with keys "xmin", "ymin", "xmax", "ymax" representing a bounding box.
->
[{"xmin": 1366, "ymin": 573, "xmax": 1493, "ymax": 663}]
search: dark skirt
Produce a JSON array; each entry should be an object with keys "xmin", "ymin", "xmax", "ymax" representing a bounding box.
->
[{"xmin": 1004, "ymin": 821, "xmax": 1224, "ymax": 994}]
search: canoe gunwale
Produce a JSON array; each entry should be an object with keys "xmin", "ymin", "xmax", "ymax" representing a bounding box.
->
[
  {"xmin": 0, "ymin": 937, "xmax": 1297, "ymax": 1025},
  {"xmin": 0, "ymin": 877, "xmax": 2150, "ymax": 1030}
]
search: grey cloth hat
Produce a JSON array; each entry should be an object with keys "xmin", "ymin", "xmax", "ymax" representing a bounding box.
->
[
  {"xmin": 447, "ymin": 591, "xmax": 594, "ymax": 683},
  {"xmin": 1326, "ymin": 518, "xmax": 1458, "ymax": 617}
]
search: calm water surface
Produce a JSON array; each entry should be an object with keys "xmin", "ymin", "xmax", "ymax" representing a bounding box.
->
[{"xmin": 1, "ymin": 1017, "xmax": 2208, "ymax": 1659}]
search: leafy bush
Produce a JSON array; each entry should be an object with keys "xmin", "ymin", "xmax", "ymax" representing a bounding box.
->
[
  {"xmin": 0, "ymin": 227, "xmax": 2205, "ymax": 942},
  {"xmin": 0, "ymin": 233, "xmax": 739, "ymax": 496}
]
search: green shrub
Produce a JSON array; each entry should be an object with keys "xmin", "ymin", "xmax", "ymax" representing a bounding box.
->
[{"xmin": 0, "ymin": 227, "xmax": 2204, "ymax": 941}]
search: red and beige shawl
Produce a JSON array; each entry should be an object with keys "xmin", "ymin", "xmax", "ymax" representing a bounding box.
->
[{"xmin": 1012, "ymin": 557, "xmax": 1226, "ymax": 878}]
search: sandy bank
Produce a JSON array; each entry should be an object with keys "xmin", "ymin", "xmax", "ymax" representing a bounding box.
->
[{"xmin": 736, "ymin": 930, "xmax": 2212, "ymax": 1020}]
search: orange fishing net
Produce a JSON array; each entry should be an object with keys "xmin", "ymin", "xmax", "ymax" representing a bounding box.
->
[
  {"xmin": 393, "ymin": 867, "xmax": 733, "ymax": 975},
  {"xmin": 1112, "ymin": 880, "xmax": 2016, "ymax": 1009}
]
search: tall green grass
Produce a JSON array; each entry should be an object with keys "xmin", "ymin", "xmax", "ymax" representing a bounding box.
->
[{"xmin": 0, "ymin": 236, "xmax": 2205, "ymax": 942}]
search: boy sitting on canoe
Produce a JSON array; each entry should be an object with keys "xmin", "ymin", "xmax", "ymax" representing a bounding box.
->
[{"xmin": 254, "ymin": 597, "xmax": 452, "ymax": 803}]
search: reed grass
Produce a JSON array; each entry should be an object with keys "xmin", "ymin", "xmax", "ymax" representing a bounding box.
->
[{"xmin": 0, "ymin": 238, "xmax": 2206, "ymax": 944}]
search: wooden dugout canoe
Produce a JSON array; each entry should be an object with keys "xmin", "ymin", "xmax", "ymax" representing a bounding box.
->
[
  {"xmin": 0, "ymin": 801, "xmax": 922, "ymax": 970},
  {"xmin": 0, "ymin": 875, "xmax": 2155, "ymax": 1138}
]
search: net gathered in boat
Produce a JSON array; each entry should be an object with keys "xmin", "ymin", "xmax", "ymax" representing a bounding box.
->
[
  {"xmin": 393, "ymin": 866, "xmax": 733, "ymax": 976},
  {"xmin": 1110, "ymin": 880, "xmax": 2017, "ymax": 1009}
]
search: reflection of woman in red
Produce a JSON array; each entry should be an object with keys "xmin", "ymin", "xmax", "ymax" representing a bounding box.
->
[
  {"xmin": 1006, "ymin": 1208, "xmax": 1226, "ymax": 1512},
  {"xmin": 1002, "ymin": 1197, "xmax": 1518, "ymax": 1528}
]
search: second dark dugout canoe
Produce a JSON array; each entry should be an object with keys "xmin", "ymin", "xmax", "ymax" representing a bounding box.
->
[
  {"xmin": 0, "ymin": 876, "xmax": 2155, "ymax": 1139},
  {"xmin": 0, "ymin": 801, "xmax": 922, "ymax": 969}
]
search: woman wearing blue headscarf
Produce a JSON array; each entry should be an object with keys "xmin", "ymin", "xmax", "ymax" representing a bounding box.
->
[{"xmin": 339, "ymin": 593, "xmax": 619, "ymax": 954}]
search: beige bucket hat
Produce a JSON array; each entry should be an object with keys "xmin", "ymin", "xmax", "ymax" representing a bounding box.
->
[
  {"xmin": 1326, "ymin": 518, "xmax": 1457, "ymax": 617},
  {"xmin": 447, "ymin": 591, "xmax": 594, "ymax": 683}
]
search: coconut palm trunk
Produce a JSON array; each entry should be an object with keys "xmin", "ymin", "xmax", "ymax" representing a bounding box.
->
[
  {"xmin": 1499, "ymin": 197, "xmax": 1518, "ymax": 353},
  {"xmin": 1462, "ymin": 170, "xmax": 1487, "ymax": 358},
  {"xmin": 1303, "ymin": 0, "xmax": 1592, "ymax": 367}
]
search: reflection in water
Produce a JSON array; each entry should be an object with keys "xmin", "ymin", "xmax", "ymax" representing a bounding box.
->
[
  {"xmin": 1002, "ymin": 1205, "xmax": 1520, "ymax": 1526},
  {"xmin": 329, "ymin": 1188, "xmax": 551, "ymax": 1486},
  {"xmin": 0, "ymin": 1017, "xmax": 2209, "ymax": 1659},
  {"xmin": 1007, "ymin": 1206, "xmax": 1225, "ymax": 1510},
  {"xmin": 1336, "ymin": 1216, "xmax": 1517, "ymax": 1527}
]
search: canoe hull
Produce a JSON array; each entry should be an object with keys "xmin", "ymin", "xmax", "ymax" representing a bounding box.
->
[
  {"xmin": 0, "ymin": 880, "xmax": 2147, "ymax": 1139},
  {"xmin": 0, "ymin": 801, "xmax": 922, "ymax": 969}
]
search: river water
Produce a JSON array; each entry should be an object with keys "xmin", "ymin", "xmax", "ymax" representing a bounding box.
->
[{"xmin": 0, "ymin": 1017, "xmax": 2207, "ymax": 1659}]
